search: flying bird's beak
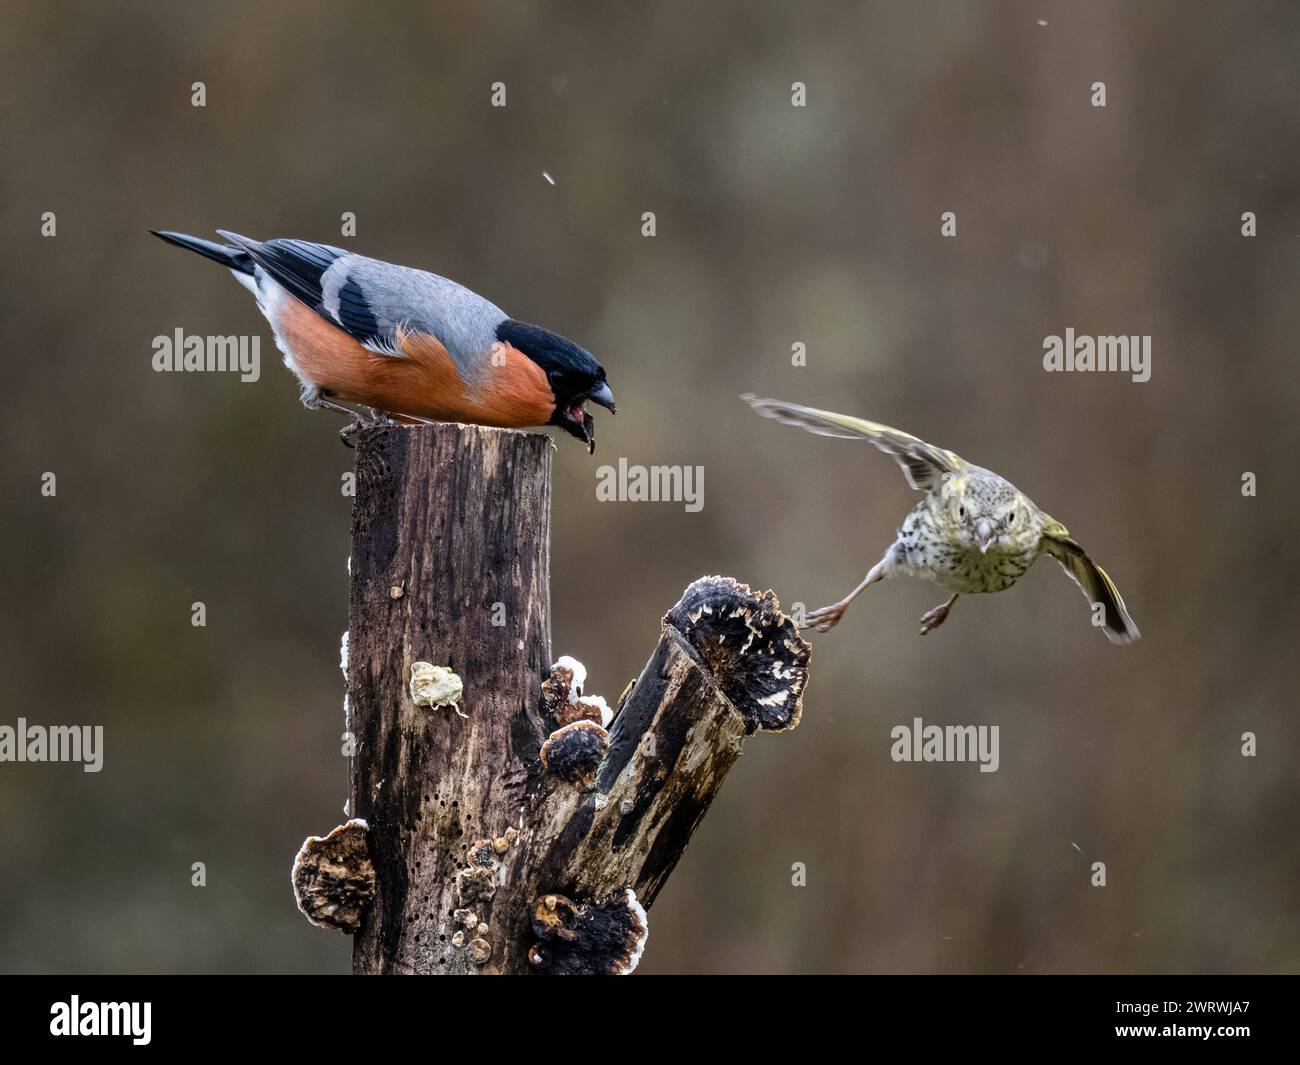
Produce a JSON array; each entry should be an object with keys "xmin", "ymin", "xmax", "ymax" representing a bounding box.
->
[
  {"xmin": 588, "ymin": 381, "xmax": 617, "ymax": 414},
  {"xmin": 977, "ymin": 517, "xmax": 996, "ymax": 553}
]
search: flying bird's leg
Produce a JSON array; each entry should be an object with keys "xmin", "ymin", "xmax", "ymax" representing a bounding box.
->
[
  {"xmin": 804, "ymin": 555, "xmax": 890, "ymax": 633},
  {"xmin": 919, "ymin": 594, "xmax": 959, "ymax": 636}
]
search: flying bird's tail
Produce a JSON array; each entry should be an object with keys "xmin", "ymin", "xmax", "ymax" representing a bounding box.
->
[{"xmin": 150, "ymin": 230, "xmax": 255, "ymax": 276}]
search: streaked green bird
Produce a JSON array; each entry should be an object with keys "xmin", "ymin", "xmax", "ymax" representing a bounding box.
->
[{"xmin": 742, "ymin": 394, "xmax": 1140, "ymax": 644}]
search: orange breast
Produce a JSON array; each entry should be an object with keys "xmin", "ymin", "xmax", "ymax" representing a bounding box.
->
[{"xmin": 274, "ymin": 298, "xmax": 555, "ymax": 428}]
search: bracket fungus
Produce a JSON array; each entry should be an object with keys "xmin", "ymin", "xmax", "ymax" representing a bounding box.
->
[
  {"xmin": 528, "ymin": 889, "xmax": 648, "ymax": 975},
  {"xmin": 291, "ymin": 819, "xmax": 375, "ymax": 933},
  {"xmin": 540, "ymin": 719, "xmax": 610, "ymax": 789},
  {"xmin": 454, "ymin": 865, "xmax": 496, "ymax": 906},
  {"xmin": 455, "ymin": 852, "xmax": 498, "ymax": 908},
  {"xmin": 556, "ymin": 694, "xmax": 613, "ymax": 728},
  {"xmin": 541, "ymin": 655, "xmax": 586, "ymax": 718}
]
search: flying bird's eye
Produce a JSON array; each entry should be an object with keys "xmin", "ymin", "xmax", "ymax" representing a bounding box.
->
[
  {"xmin": 1007, "ymin": 510, "xmax": 1015, "ymax": 524},
  {"xmin": 958, "ymin": 505, "xmax": 965, "ymax": 519}
]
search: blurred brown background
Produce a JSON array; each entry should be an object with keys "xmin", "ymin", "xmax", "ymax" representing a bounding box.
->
[{"xmin": 2, "ymin": 0, "xmax": 1297, "ymax": 973}]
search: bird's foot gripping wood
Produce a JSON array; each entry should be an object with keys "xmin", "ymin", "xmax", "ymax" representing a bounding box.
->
[
  {"xmin": 919, "ymin": 594, "xmax": 959, "ymax": 636},
  {"xmin": 317, "ymin": 396, "xmax": 368, "ymax": 447},
  {"xmin": 319, "ymin": 396, "xmax": 404, "ymax": 448}
]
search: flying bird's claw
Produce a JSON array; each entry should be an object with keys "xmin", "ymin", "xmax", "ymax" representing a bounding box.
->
[
  {"xmin": 804, "ymin": 603, "xmax": 847, "ymax": 633},
  {"xmin": 918, "ymin": 600, "xmax": 954, "ymax": 635}
]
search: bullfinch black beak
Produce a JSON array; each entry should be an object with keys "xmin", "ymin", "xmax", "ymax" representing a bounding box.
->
[
  {"xmin": 553, "ymin": 381, "xmax": 615, "ymax": 454},
  {"xmin": 589, "ymin": 381, "xmax": 617, "ymax": 414}
]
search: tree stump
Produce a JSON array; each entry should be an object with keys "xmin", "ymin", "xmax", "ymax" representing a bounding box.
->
[{"xmin": 292, "ymin": 422, "xmax": 810, "ymax": 974}]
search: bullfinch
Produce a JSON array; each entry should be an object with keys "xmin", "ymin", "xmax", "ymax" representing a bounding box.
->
[{"xmin": 151, "ymin": 230, "xmax": 616, "ymax": 451}]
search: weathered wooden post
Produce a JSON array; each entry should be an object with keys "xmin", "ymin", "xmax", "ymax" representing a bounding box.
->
[{"xmin": 292, "ymin": 422, "xmax": 810, "ymax": 974}]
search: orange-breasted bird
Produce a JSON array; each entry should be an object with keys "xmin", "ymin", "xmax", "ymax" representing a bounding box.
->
[{"xmin": 152, "ymin": 230, "xmax": 616, "ymax": 450}]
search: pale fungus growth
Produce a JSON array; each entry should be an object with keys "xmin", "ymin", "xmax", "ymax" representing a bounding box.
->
[
  {"xmin": 409, "ymin": 661, "xmax": 465, "ymax": 715},
  {"xmin": 552, "ymin": 655, "xmax": 586, "ymax": 701},
  {"xmin": 541, "ymin": 656, "xmax": 584, "ymax": 719},
  {"xmin": 557, "ymin": 694, "xmax": 613, "ymax": 728},
  {"xmin": 543, "ymin": 657, "xmax": 618, "ymax": 736},
  {"xmin": 578, "ymin": 695, "xmax": 613, "ymax": 728}
]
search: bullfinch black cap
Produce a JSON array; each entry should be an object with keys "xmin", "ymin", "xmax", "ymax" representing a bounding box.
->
[{"xmin": 497, "ymin": 319, "xmax": 615, "ymax": 452}]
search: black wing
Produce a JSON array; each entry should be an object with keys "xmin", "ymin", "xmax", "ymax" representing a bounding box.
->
[{"xmin": 218, "ymin": 231, "xmax": 387, "ymax": 351}]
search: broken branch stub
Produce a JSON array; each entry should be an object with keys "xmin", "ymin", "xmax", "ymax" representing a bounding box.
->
[
  {"xmin": 662, "ymin": 575, "xmax": 807, "ymax": 733},
  {"xmin": 292, "ymin": 819, "xmax": 375, "ymax": 933},
  {"xmin": 495, "ymin": 575, "xmax": 811, "ymax": 973}
]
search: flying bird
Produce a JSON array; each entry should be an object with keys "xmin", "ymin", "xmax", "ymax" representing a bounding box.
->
[
  {"xmin": 151, "ymin": 230, "xmax": 615, "ymax": 451},
  {"xmin": 742, "ymin": 395, "xmax": 1140, "ymax": 644}
]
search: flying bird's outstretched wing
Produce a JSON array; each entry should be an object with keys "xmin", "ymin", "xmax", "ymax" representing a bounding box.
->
[
  {"xmin": 740, "ymin": 394, "xmax": 966, "ymax": 491},
  {"xmin": 1040, "ymin": 518, "xmax": 1141, "ymax": 644}
]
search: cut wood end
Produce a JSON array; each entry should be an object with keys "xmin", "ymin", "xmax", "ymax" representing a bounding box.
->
[
  {"xmin": 353, "ymin": 422, "xmax": 557, "ymax": 476},
  {"xmin": 291, "ymin": 819, "xmax": 375, "ymax": 933},
  {"xmin": 528, "ymin": 889, "xmax": 648, "ymax": 975},
  {"xmin": 663, "ymin": 576, "xmax": 812, "ymax": 733}
]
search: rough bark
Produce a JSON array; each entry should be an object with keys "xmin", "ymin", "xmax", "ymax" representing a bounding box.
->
[
  {"xmin": 345, "ymin": 422, "xmax": 553, "ymax": 975},
  {"xmin": 295, "ymin": 421, "xmax": 811, "ymax": 975},
  {"xmin": 495, "ymin": 575, "xmax": 809, "ymax": 974}
]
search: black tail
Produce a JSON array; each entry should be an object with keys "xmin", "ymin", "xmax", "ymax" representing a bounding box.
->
[{"xmin": 150, "ymin": 230, "xmax": 255, "ymax": 275}]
